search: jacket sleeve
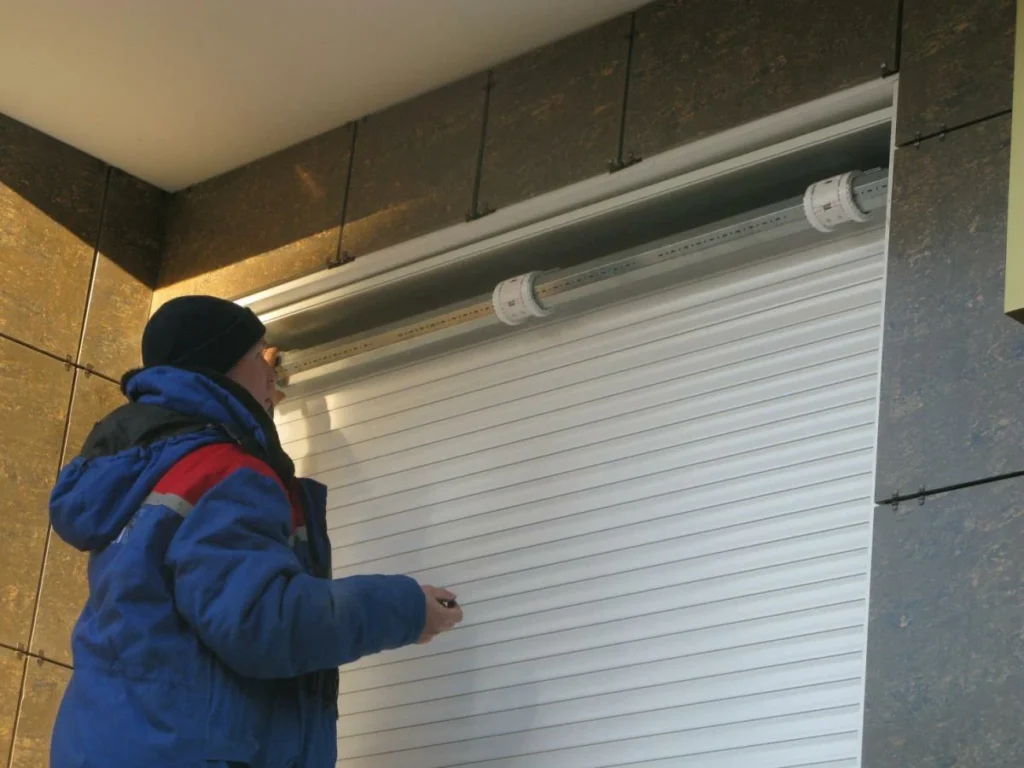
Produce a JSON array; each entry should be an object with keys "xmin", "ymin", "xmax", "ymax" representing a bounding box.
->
[{"xmin": 164, "ymin": 454, "xmax": 426, "ymax": 679}]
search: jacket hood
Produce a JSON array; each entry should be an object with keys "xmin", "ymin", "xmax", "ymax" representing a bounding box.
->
[{"xmin": 50, "ymin": 366, "xmax": 279, "ymax": 552}]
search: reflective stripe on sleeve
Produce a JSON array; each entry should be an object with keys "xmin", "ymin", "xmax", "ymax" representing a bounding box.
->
[{"xmin": 143, "ymin": 492, "xmax": 194, "ymax": 518}]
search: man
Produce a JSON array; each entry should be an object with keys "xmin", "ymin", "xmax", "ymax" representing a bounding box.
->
[{"xmin": 49, "ymin": 295, "xmax": 463, "ymax": 767}]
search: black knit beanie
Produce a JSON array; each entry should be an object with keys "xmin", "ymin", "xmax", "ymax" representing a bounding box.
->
[{"xmin": 142, "ymin": 295, "xmax": 266, "ymax": 375}]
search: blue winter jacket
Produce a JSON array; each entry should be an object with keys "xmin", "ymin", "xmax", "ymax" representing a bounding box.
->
[{"xmin": 49, "ymin": 367, "xmax": 426, "ymax": 767}]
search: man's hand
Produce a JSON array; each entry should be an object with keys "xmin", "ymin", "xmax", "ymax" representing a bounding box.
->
[{"xmin": 418, "ymin": 585, "xmax": 464, "ymax": 644}]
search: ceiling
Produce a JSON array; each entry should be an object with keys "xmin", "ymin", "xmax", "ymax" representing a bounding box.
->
[{"xmin": 0, "ymin": 0, "xmax": 649, "ymax": 191}]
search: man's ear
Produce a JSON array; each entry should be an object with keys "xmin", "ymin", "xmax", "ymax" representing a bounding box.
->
[
  {"xmin": 261, "ymin": 346, "xmax": 286, "ymax": 406},
  {"xmin": 260, "ymin": 345, "xmax": 281, "ymax": 368}
]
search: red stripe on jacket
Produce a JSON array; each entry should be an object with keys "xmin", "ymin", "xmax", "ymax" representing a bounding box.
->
[{"xmin": 153, "ymin": 443, "xmax": 305, "ymax": 530}]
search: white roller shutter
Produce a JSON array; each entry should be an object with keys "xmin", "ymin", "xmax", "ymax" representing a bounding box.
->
[{"xmin": 278, "ymin": 227, "xmax": 884, "ymax": 768}]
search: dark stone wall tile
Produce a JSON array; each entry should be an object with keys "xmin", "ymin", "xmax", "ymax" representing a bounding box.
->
[
  {"xmin": 10, "ymin": 658, "xmax": 70, "ymax": 768},
  {"xmin": 864, "ymin": 478, "xmax": 1024, "ymax": 766},
  {"xmin": 80, "ymin": 169, "xmax": 165, "ymax": 379},
  {"xmin": 624, "ymin": 0, "xmax": 898, "ymax": 161},
  {"xmin": 156, "ymin": 124, "xmax": 352, "ymax": 307},
  {"xmin": 478, "ymin": 17, "xmax": 630, "ymax": 212},
  {"xmin": 0, "ymin": 646, "xmax": 24, "ymax": 763},
  {"xmin": 0, "ymin": 339, "xmax": 73, "ymax": 650},
  {"xmin": 896, "ymin": 0, "xmax": 1015, "ymax": 145},
  {"xmin": 875, "ymin": 115, "xmax": 1024, "ymax": 501},
  {"xmin": 0, "ymin": 114, "xmax": 106, "ymax": 359},
  {"xmin": 342, "ymin": 75, "xmax": 486, "ymax": 258}
]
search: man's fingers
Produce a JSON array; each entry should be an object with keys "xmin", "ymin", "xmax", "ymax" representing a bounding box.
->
[
  {"xmin": 433, "ymin": 604, "xmax": 462, "ymax": 629},
  {"xmin": 419, "ymin": 584, "xmax": 463, "ymax": 646}
]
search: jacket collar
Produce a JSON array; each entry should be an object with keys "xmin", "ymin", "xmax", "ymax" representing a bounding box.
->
[{"xmin": 124, "ymin": 366, "xmax": 295, "ymax": 483}]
